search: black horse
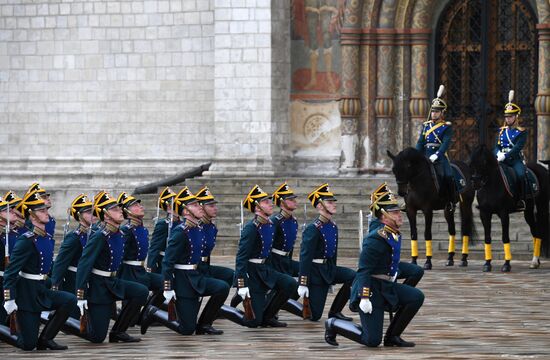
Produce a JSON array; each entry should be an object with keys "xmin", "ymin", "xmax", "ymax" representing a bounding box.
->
[
  {"xmin": 469, "ymin": 145, "xmax": 549, "ymax": 271},
  {"xmin": 388, "ymin": 148, "xmax": 476, "ymax": 269}
]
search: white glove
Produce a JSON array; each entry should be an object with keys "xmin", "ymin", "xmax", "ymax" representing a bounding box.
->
[
  {"xmin": 497, "ymin": 152, "xmax": 506, "ymax": 162},
  {"xmin": 163, "ymin": 290, "xmax": 176, "ymax": 303},
  {"xmin": 359, "ymin": 299, "xmax": 373, "ymax": 314},
  {"xmin": 4, "ymin": 299, "xmax": 17, "ymax": 315},
  {"xmin": 297, "ymin": 285, "xmax": 309, "ymax": 299},
  {"xmin": 429, "ymin": 154, "xmax": 438, "ymax": 163},
  {"xmin": 77, "ymin": 300, "xmax": 87, "ymax": 316},
  {"xmin": 237, "ymin": 287, "xmax": 250, "ymax": 299}
]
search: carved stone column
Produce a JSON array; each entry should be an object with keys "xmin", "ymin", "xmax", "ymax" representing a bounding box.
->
[
  {"xmin": 536, "ymin": 24, "xmax": 550, "ymax": 160},
  {"xmin": 339, "ymin": 1, "xmax": 363, "ymax": 175},
  {"xmin": 409, "ymin": 30, "xmax": 431, "ymax": 142},
  {"xmin": 374, "ymin": 39, "xmax": 395, "ymax": 169}
]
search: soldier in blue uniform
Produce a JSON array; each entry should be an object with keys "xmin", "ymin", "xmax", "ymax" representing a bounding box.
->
[
  {"xmin": 50, "ymin": 194, "xmax": 93, "ymax": 319},
  {"xmin": 146, "ymin": 187, "xmax": 177, "ymax": 274},
  {"xmin": 324, "ymin": 183, "xmax": 425, "ymax": 348},
  {"xmin": 117, "ymin": 192, "xmax": 163, "ymax": 323},
  {"xmin": 297, "ymin": 184, "xmax": 355, "ymax": 322},
  {"xmin": 267, "ymin": 182, "xmax": 303, "ymax": 318},
  {"xmin": 2, "ymin": 190, "xmax": 77, "ymax": 350},
  {"xmin": 195, "ymin": 186, "xmax": 234, "ymax": 286},
  {"xmin": 494, "ymin": 90, "xmax": 527, "ymax": 211},
  {"xmin": 0, "ymin": 192, "xmax": 24, "ymax": 328},
  {"xmin": 223, "ymin": 185, "xmax": 297, "ymax": 328},
  {"xmin": 140, "ymin": 187, "xmax": 229, "ymax": 335},
  {"xmin": 25, "ymin": 183, "xmax": 56, "ymax": 237},
  {"xmin": 68, "ymin": 191, "xmax": 148, "ymax": 343},
  {"xmin": 415, "ymin": 85, "xmax": 457, "ymax": 213}
]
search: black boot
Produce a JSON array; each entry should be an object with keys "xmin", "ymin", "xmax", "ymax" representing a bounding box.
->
[
  {"xmin": 37, "ymin": 306, "xmax": 71, "ymax": 350},
  {"xmin": 383, "ymin": 304, "xmax": 419, "ymax": 347},
  {"xmin": 230, "ymin": 293, "xmax": 243, "ymax": 308},
  {"xmin": 459, "ymin": 253, "xmax": 468, "ymax": 267},
  {"xmin": 328, "ymin": 282, "xmax": 352, "ymax": 321},
  {"xmin": 140, "ymin": 305, "xmax": 182, "ymax": 335},
  {"xmin": 0, "ymin": 324, "xmax": 18, "ymax": 347},
  {"xmin": 218, "ymin": 305, "xmax": 245, "ymax": 326},
  {"xmin": 109, "ymin": 299, "xmax": 142, "ymax": 343},
  {"xmin": 133, "ymin": 290, "xmax": 162, "ymax": 327},
  {"xmin": 515, "ymin": 179, "xmax": 526, "ymax": 211},
  {"xmin": 262, "ymin": 290, "xmax": 291, "ymax": 327},
  {"xmin": 325, "ymin": 318, "xmax": 364, "ymax": 346},
  {"xmin": 280, "ymin": 299, "xmax": 303, "ymax": 318},
  {"xmin": 445, "ymin": 177, "xmax": 457, "ymax": 214},
  {"xmin": 196, "ymin": 293, "xmax": 227, "ymax": 335}
]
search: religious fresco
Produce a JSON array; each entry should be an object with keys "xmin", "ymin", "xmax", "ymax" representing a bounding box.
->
[{"xmin": 291, "ymin": 0, "xmax": 345, "ymax": 101}]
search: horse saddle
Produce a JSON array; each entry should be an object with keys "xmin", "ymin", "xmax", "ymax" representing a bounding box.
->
[
  {"xmin": 498, "ymin": 164, "xmax": 539, "ymax": 199},
  {"xmin": 428, "ymin": 162, "xmax": 467, "ymax": 194}
]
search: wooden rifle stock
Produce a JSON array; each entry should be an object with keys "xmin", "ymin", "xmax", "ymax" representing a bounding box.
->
[
  {"xmin": 167, "ymin": 298, "xmax": 177, "ymax": 321},
  {"xmin": 9, "ymin": 311, "xmax": 18, "ymax": 335},
  {"xmin": 302, "ymin": 296, "xmax": 312, "ymax": 320},
  {"xmin": 80, "ymin": 309, "xmax": 88, "ymax": 334},
  {"xmin": 243, "ymin": 297, "xmax": 255, "ymax": 321}
]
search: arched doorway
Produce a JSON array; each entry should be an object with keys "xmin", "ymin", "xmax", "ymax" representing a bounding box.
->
[{"xmin": 435, "ymin": 0, "xmax": 538, "ymax": 161}]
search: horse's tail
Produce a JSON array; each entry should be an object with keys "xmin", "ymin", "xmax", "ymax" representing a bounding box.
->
[
  {"xmin": 453, "ymin": 160, "xmax": 477, "ymax": 246},
  {"xmin": 529, "ymin": 162, "xmax": 549, "ymax": 257}
]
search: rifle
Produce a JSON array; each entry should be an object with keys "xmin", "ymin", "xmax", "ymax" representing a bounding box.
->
[
  {"xmin": 5, "ymin": 203, "xmax": 9, "ymax": 267},
  {"xmin": 167, "ymin": 298, "xmax": 177, "ymax": 321},
  {"xmin": 243, "ymin": 296, "xmax": 255, "ymax": 321},
  {"xmin": 358, "ymin": 209, "xmax": 363, "ymax": 250},
  {"xmin": 9, "ymin": 311, "xmax": 19, "ymax": 335},
  {"xmin": 80, "ymin": 308, "xmax": 88, "ymax": 334},
  {"xmin": 302, "ymin": 204, "xmax": 307, "ymax": 231},
  {"xmin": 302, "ymin": 296, "xmax": 312, "ymax": 320},
  {"xmin": 62, "ymin": 208, "xmax": 71, "ymax": 240},
  {"xmin": 167, "ymin": 197, "xmax": 174, "ymax": 243}
]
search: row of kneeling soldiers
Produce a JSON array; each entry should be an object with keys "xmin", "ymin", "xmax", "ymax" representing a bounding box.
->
[{"xmin": 0, "ymin": 181, "xmax": 424, "ymax": 351}]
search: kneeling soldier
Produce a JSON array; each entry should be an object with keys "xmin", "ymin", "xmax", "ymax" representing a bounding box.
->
[
  {"xmin": 146, "ymin": 187, "xmax": 177, "ymax": 274},
  {"xmin": 70, "ymin": 191, "xmax": 148, "ymax": 343},
  {"xmin": 2, "ymin": 191, "xmax": 77, "ymax": 350},
  {"xmin": 141, "ymin": 187, "xmax": 229, "ymax": 335},
  {"xmin": 297, "ymin": 184, "xmax": 355, "ymax": 322},
  {"xmin": 223, "ymin": 185, "xmax": 297, "ymax": 328},
  {"xmin": 325, "ymin": 183, "xmax": 425, "ymax": 347}
]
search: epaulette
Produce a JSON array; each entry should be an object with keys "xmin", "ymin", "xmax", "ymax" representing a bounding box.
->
[
  {"xmin": 314, "ymin": 219, "xmax": 323, "ymax": 229},
  {"xmin": 445, "ymin": 121, "xmax": 452, "ymax": 126},
  {"xmin": 377, "ymin": 228, "xmax": 386, "ymax": 239},
  {"xmin": 23, "ymin": 231, "xmax": 35, "ymax": 239},
  {"xmin": 517, "ymin": 126, "xmax": 525, "ymax": 131},
  {"xmin": 422, "ymin": 120, "xmax": 433, "ymax": 124}
]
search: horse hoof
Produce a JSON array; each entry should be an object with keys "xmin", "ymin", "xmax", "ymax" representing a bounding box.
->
[
  {"xmin": 423, "ymin": 261, "xmax": 432, "ymax": 270},
  {"xmin": 529, "ymin": 259, "xmax": 541, "ymax": 269},
  {"xmin": 411, "ymin": 259, "xmax": 417, "ymax": 265},
  {"xmin": 483, "ymin": 264, "xmax": 492, "ymax": 272},
  {"xmin": 445, "ymin": 259, "xmax": 454, "ymax": 266},
  {"xmin": 501, "ymin": 263, "xmax": 511, "ymax": 272},
  {"xmin": 459, "ymin": 260, "xmax": 468, "ymax": 267}
]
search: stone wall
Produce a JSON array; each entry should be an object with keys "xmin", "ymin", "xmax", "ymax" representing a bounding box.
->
[{"xmin": 0, "ymin": 0, "xmax": 215, "ymax": 189}]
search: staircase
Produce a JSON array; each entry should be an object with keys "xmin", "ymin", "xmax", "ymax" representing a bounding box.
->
[{"xmin": 128, "ymin": 176, "xmax": 539, "ymax": 262}]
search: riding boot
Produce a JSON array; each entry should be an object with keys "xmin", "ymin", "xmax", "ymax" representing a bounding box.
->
[
  {"xmin": 262, "ymin": 289, "xmax": 291, "ymax": 327},
  {"xmin": 109, "ymin": 299, "xmax": 142, "ymax": 343},
  {"xmin": 445, "ymin": 177, "xmax": 457, "ymax": 213},
  {"xmin": 280, "ymin": 299, "xmax": 303, "ymax": 318},
  {"xmin": 0, "ymin": 324, "xmax": 18, "ymax": 347},
  {"xmin": 133, "ymin": 290, "xmax": 162, "ymax": 327},
  {"xmin": 324, "ymin": 317, "xmax": 363, "ymax": 346},
  {"xmin": 37, "ymin": 305, "xmax": 71, "ymax": 350},
  {"xmin": 384, "ymin": 304, "xmax": 419, "ymax": 347},
  {"xmin": 218, "ymin": 305, "xmax": 245, "ymax": 326},
  {"xmin": 196, "ymin": 294, "xmax": 226, "ymax": 335},
  {"xmin": 328, "ymin": 281, "xmax": 352, "ymax": 321},
  {"xmin": 140, "ymin": 305, "xmax": 182, "ymax": 335},
  {"xmin": 516, "ymin": 179, "xmax": 526, "ymax": 211},
  {"xmin": 230, "ymin": 293, "xmax": 243, "ymax": 308}
]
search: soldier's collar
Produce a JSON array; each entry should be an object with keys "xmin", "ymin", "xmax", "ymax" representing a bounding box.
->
[
  {"xmin": 184, "ymin": 217, "xmax": 198, "ymax": 228},
  {"xmin": 128, "ymin": 217, "xmax": 142, "ymax": 227},
  {"xmin": 383, "ymin": 224, "xmax": 400, "ymax": 236},
  {"xmin": 200, "ymin": 215, "xmax": 212, "ymax": 224},
  {"xmin": 76, "ymin": 223, "xmax": 90, "ymax": 234},
  {"xmin": 280, "ymin": 209, "xmax": 293, "ymax": 219},
  {"xmin": 102, "ymin": 222, "xmax": 119, "ymax": 234},
  {"xmin": 318, "ymin": 214, "xmax": 330, "ymax": 224},
  {"xmin": 255, "ymin": 215, "xmax": 269, "ymax": 225},
  {"xmin": 33, "ymin": 226, "xmax": 47, "ymax": 237}
]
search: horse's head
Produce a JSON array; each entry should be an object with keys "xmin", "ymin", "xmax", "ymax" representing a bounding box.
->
[
  {"xmin": 469, "ymin": 144, "xmax": 496, "ymax": 190},
  {"xmin": 387, "ymin": 148, "xmax": 427, "ymax": 197}
]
